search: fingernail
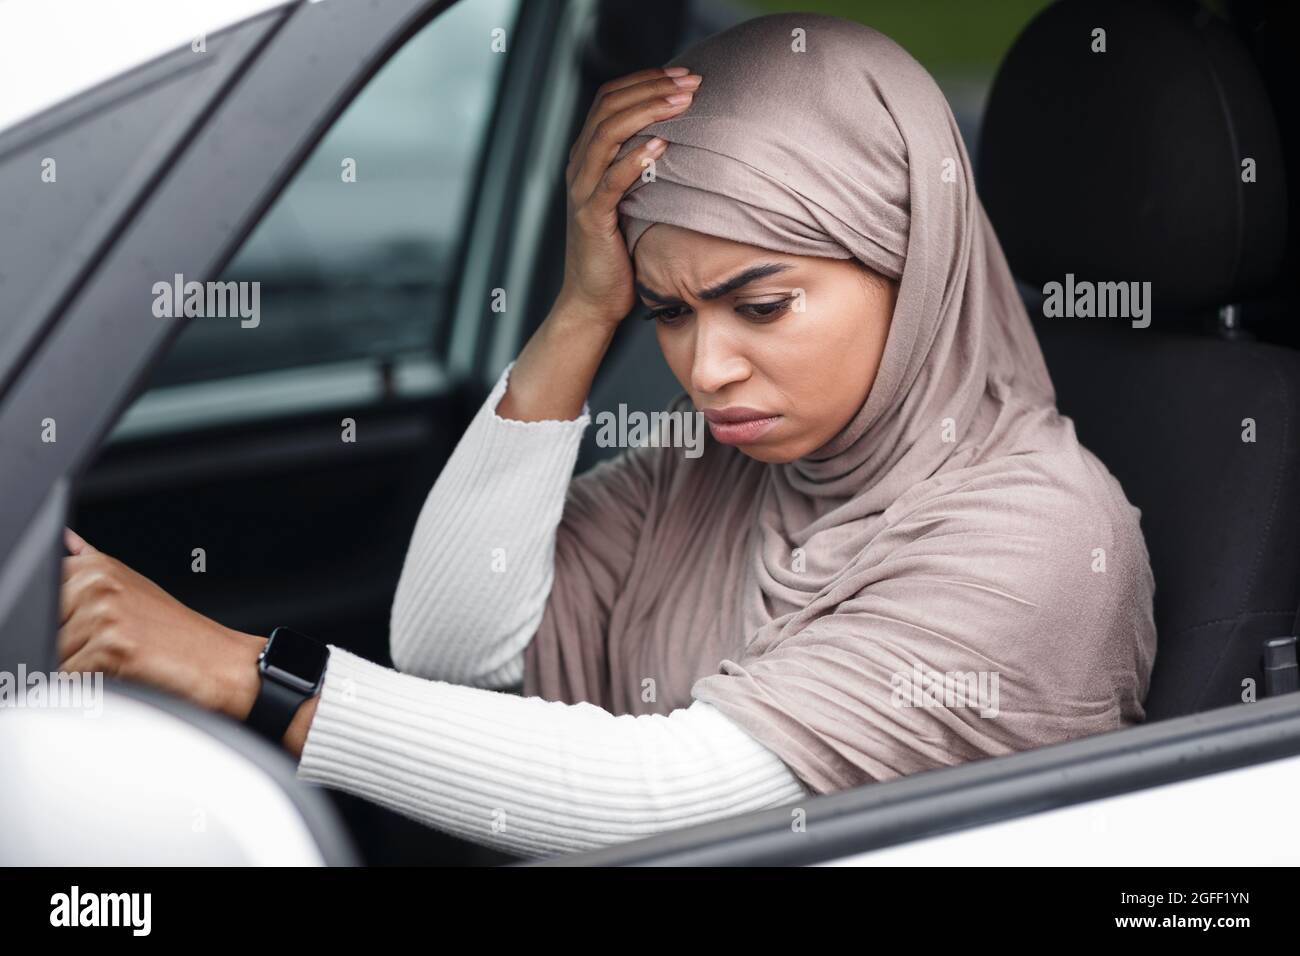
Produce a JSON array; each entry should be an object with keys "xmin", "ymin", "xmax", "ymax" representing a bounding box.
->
[
  {"xmin": 672, "ymin": 74, "xmax": 702, "ymax": 88},
  {"xmin": 663, "ymin": 66, "xmax": 689, "ymax": 76},
  {"xmin": 646, "ymin": 137, "xmax": 666, "ymax": 151},
  {"xmin": 665, "ymin": 92, "xmax": 693, "ymax": 105}
]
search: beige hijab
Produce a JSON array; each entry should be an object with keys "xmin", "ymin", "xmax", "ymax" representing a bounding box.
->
[{"xmin": 522, "ymin": 13, "xmax": 1157, "ymax": 794}]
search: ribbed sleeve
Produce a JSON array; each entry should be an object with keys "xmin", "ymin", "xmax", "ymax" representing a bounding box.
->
[
  {"xmin": 388, "ymin": 361, "xmax": 589, "ymax": 689},
  {"xmin": 296, "ymin": 646, "xmax": 811, "ymax": 859}
]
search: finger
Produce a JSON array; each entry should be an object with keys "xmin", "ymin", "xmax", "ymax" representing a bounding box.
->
[
  {"xmin": 568, "ymin": 92, "xmax": 693, "ymax": 206},
  {"xmin": 64, "ymin": 527, "xmax": 97, "ymax": 555},
  {"xmin": 59, "ymin": 566, "xmax": 104, "ymax": 626},
  {"xmin": 61, "ymin": 550, "xmax": 103, "ymax": 585},
  {"xmin": 56, "ymin": 606, "xmax": 95, "ymax": 664},
  {"xmin": 588, "ymin": 136, "xmax": 668, "ymax": 219},
  {"xmin": 59, "ymin": 555, "xmax": 118, "ymax": 624},
  {"xmin": 567, "ymin": 70, "xmax": 696, "ymax": 179},
  {"xmin": 60, "ymin": 642, "xmax": 110, "ymax": 679},
  {"xmin": 616, "ymin": 64, "xmax": 696, "ymax": 89},
  {"xmin": 600, "ymin": 65, "xmax": 690, "ymax": 97},
  {"xmin": 568, "ymin": 71, "xmax": 694, "ymax": 171},
  {"xmin": 573, "ymin": 68, "xmax": 690, "ymax": 155}
]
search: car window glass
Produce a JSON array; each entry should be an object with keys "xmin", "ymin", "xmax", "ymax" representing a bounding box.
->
[{"xmin": 112, "ymin": 0, "xmax": 519, "ymax": 438}]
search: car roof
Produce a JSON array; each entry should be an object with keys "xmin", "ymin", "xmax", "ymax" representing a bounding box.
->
[{"xmin": 0, "ymin": 0, "xmax": 293, "ymax": 133}]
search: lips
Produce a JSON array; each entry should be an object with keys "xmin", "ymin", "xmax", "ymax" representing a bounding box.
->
[{"xmin": 701, "ymin": 406, "xmax": 782, "ymax": 444}]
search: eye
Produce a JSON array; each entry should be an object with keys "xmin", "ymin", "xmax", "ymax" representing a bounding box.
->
[
  {"xmin": 643, "ymin": 304, "xmax": 690, "ymax": 326},
  {"xmin": 738, "ymin": 297, "xmax": 794, "ymax": 321},
  {"xmin": 640, "ymin": 296, "xmax": 795, "ymax": 325}
]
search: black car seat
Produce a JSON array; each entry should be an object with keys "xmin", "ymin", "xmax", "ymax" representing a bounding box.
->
[{"xmin": 978, "ymin": 0, "xmax": 1300, "ymax": 720}]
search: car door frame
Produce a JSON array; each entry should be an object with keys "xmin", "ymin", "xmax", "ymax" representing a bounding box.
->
[
  {"xmin": 58, "ymin": 0, "xmax": 562, "ymax": 664},
  {"xmin": 530, "ymin": 689, "xmax": 1300, "ymax": 866},
  {"xmin": 0, "ymin": 2, "xmax": 300, "ymax": 674},
  {"xmin": 0, "ymin": 0, "xmax": 548, "ymax": 672}
]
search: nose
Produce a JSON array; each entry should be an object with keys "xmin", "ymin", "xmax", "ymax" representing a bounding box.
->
[{"xmin": 689, "ymin": 313, "xmax": 751, "ymax": 395}]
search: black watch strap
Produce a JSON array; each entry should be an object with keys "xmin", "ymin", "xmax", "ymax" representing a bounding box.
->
[
  {"xmin": 246, "ymin": 627, "xmax": 329, "ymax": 743},
  {"xmin": 246, "ymin": 674, "xmax": 311, "ymax": 743}
]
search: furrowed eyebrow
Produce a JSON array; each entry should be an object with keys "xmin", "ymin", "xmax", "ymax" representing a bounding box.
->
[{"xmin": 634, "ymin": 262, "xmax": 794, "ymax": 306}]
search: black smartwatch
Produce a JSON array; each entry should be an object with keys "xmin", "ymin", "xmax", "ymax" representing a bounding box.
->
[{"xmin": 246, "ymin": 626, "xmax": 330, "ymax": 743}]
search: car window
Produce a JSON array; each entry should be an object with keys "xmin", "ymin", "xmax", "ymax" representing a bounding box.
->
[
  {"xmin": 111, "ymin": 0, "xmax": 520, "ymax": 439},
  {"xmin": 0, "ymin": 12, "xmax": 286, "ymax": 384}
]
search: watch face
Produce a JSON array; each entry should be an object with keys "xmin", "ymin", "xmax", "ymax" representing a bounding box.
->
[{"xmin": 261, "ymin": 627, "xmax": 329, "ymax": 694}]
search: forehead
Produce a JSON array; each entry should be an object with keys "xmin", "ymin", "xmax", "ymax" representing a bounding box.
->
[
  {"xmin": 633, "ymin": 225, "xmax": 798, "ymax": 281},
  {"xmin": 636, "ymin": 223, "xmax": 742, "ymax": 260}
]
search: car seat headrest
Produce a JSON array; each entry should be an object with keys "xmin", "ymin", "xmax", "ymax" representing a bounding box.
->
[{"xmin": 977, "ymin": 0, "xmax": 1287, "ymax": 313}]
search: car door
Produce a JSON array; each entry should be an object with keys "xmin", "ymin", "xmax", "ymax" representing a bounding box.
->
[
  {"xmin": 66, "ymin": 0, "xmax": 530, "ymax": 671},
  {"xmin": 0, "ymin": 0, "xmax": 295, "ymax": 676},
  {"xmin": 0, "ymin": 0, "xmax": 588, "ymax": 865}
]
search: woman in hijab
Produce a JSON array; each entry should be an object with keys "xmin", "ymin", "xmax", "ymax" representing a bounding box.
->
[{"xmin": 58, "ymin": 13, "xmax": 1156, "ymax": 858}]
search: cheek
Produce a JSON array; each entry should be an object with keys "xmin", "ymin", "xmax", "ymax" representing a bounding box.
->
[
  {"xmin": 774, "ymin": 301, "xmax": 890, "ymax": 441},
  {"xmin": 770, "ymin": 307, "xmax": 880, "ymax": 403}
]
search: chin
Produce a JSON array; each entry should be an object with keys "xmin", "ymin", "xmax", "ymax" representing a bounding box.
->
[{"xmin": 734, "ymin": 442, "xmax": 801, "ymax": 464}]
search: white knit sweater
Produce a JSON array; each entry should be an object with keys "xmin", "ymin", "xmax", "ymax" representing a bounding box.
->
[{"xmin": 295, "ymin": 362, "xmax": 810, "ymax": 859}]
